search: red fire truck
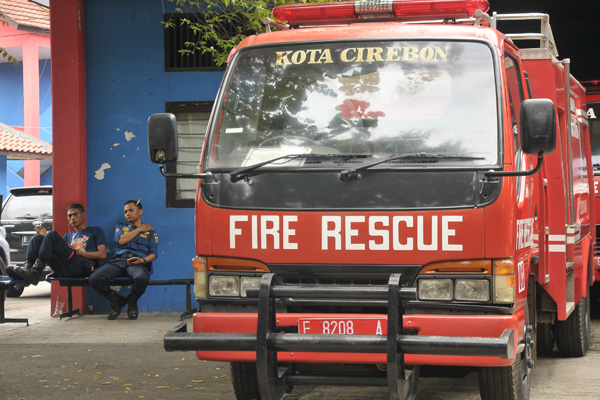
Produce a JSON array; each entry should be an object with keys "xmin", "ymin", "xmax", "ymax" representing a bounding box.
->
[
  {"xmin": 148, "ymin": 1, "xmax": 594, "ymax": 399},
  {"xmin": 583, "ymin": 81, "xmax": 600, "ymax": 300}
]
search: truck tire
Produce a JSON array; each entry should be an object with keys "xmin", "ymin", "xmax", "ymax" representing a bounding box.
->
[
  {"xmin": 555, "ymin": 289, "xmax": 590, "ymax": 357},
  {"xmin": 478, "ymin": 303, "xmax": 532, "ymax": 400},
  {"xmin": 536, "ymin": 323, "xmax": 554, "ymax": 356},
  {"xmin": 231, "ymin": 362, "xmax": 261, "ymax": 400}
]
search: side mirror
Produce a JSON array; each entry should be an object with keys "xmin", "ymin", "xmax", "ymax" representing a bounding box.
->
[
  {"xmin": 520, "ymin": 99, "xmax": 556, "ymax": 155},
  {"xmin": 147, "ymin": 113, "xmax": 178, "ymax": 164}
]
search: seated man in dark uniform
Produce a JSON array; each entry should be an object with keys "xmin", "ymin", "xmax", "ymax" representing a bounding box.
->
[
  {"xmin": 7, "ymin": 203, "xmax": 107, "ymax": 284},
  {"xmin": 89, "ymin": 200, "xmax": 158, "ymax": 320}
]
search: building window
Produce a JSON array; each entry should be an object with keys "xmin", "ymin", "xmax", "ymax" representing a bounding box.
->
[{"xmin": 165, "ymin": 102, "xmax": 212, "ymax": 208}]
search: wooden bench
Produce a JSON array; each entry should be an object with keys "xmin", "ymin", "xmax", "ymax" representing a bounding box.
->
[
  {"xmin": 0, "ymin": 276, "xmax": 29, "ymax": 325},
  {"xmin": 46, "ymin": 273, "xmax": 196, "ymax": 320}
]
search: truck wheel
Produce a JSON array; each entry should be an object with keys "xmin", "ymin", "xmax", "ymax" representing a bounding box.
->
[
  {"xmin": 555, "ymin": 288, "xmax": 590, "ymax": 357},
  {"xmin": 231, "ymin": 362, "xmax": 261, "ymax": 400},
  {"xmin": 478, "ymin": 303, "xmax": 532, "ymax": 400},
  {"xmin": 536, "ymin": 323, "xmax": 554, "ymax": 356}
]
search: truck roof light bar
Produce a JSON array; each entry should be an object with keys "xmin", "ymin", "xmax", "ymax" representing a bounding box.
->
[{"xmin": 273, "ymin": 0, "xmax": 490, "ymax": 27}]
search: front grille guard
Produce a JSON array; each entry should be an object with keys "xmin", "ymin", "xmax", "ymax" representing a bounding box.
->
[{"xmin": 164, "ymin": 273, "xmax": 514, "ymax": 400}]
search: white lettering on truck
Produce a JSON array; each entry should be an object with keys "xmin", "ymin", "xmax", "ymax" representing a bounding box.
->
[
  {"xmin": 322, "ymin": 215, "xmax": 462, "ymax": 251},
  {"xmin": 230, "ymin": 215, "xmax": 299, "ymax": 250},
  {"xmin": 229, "ymin": 215, "xmax": 463, "ymax": 251}
]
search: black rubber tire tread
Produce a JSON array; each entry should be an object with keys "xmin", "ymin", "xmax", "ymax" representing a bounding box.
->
[
  {"xmin": 555, "ymin": 294, "xmax": 590, "ymax": 357},
  {"xmin": 479, "ymin": 300, "xmax": 531, "ymax": 400},
  {"xmin": 536, "ymin": 322, "xmax": 554, "ymax": 356},
  {"xmin": 478, "ymin": 357, "xmax": 527, "ymax": 400},
  {"xmin": 231, "ymin": 362, "xmax": 261, "ymax": 400}
]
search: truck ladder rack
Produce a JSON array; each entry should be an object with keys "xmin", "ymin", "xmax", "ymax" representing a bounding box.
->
[
  {"xmin": 164, "ymin": 273, "xmax": 514, "ymax": 400},
  {"xmin": 476, "ymin": 11, "xmax": 558, "ymax": 57}
]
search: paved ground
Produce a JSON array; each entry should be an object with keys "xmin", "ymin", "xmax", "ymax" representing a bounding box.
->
[
  {"xmin": 1, "ymin": 283, "xmax": 233, "ymax": 400},
  {"xmin": 1, "ymin": 283, "xmax": 600, "ymax": 400}
]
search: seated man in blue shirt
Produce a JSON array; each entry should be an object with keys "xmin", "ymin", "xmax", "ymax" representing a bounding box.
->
[
  {"xmin": 7, "ymin": 203, "xmax": 107, "ymax": 284},
  {"xmin": 89, "ymin": 200, "xmax": 158, "ymax": 320}
]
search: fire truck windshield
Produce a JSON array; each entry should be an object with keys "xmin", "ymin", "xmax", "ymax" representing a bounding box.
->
[{"xmin": 206, "ymin": 40, "xmax": 498, "ymax": 171}]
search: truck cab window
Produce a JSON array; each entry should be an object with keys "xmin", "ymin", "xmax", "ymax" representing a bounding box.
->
[
  {"xmin": 206, "ymin": 41, "xmax": 499, "ymax": 171},
  {"xmin": 504, "ymin": 54, "xmax": 525, "ymax": 163}
]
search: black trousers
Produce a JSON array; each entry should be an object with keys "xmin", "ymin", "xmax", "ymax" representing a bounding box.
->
[
  {"xmin": 25, "ymin": 231, "xmax": 91, "ymax": 278},
  {"xmin": 88, "ymin": 259, "xmax": 150, "ymax": 297}
]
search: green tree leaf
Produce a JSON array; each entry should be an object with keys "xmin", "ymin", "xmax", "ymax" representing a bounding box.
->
[{"xmin": 164, "ymin": 0, "xmax": 335, "ymax": 66}]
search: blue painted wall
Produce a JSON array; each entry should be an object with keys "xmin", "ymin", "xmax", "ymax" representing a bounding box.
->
[
  {"xmin": 0, "ymin": 59, "xmax": 52, "ymax": 196},
  {"xmin": 84, "ymin": 0, "xmax": 223, "ymax": 312}
]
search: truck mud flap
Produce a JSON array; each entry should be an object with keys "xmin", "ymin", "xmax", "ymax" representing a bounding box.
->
[{"xmin": 164, "ymin": 273, "xmax": 514, "ymax": 400}]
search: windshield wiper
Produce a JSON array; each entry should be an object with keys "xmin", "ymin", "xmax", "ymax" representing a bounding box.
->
[
  {"xmin": 230, "ymin": 153, "xmax": 372, "ymax": 183},
  {"xmin": 338, "ymin": 153, "xmax": 485, "ymax": 182}
]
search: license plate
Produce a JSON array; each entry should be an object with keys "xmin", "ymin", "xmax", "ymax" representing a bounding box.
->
[
  {"xmin": 298, "ymin": 318, "xmax": 387, "ymax": 335},
  {"xmin": 21, "ymin": 235, "xmax": 31, "ymax": 246}
]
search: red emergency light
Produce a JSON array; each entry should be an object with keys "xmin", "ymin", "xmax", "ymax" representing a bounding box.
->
[{"xmin": 273, "ymin": 0, "xmax": 490, "ymax": 26}]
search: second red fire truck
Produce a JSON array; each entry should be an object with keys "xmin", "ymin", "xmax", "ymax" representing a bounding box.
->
[
  {"xmin": 149, "ymin": 1, "xmax": 594, "ymax": 399},
  {"xmin": 584, "ymin": 81, "xmax": 600, "ymax": 300}
]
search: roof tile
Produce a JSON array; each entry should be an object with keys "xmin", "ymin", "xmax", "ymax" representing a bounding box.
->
[
  {"xmin": 0, "ymin": 0, "xmax": 50, "ymax": 32},
  {"xmin": 0, "ymin": 122, "xmax": 52, "ymax": 160}
]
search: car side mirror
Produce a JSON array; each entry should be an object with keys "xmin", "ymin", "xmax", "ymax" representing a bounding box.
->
[
  {"xmin": 147, "ymin": 113, "xmax": 178, "ymax": 164},
  {"xmin": 520, "ymin": 98, "xmax": 556, "ymax": 155}
]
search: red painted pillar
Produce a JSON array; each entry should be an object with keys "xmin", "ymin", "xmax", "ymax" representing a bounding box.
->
[
  {"xmin": 50, "ymin": 0, "xmax": 88, "ymax": 316},
  {"xmin": 22, "ymin": 38, "xmax": 41, "ymax": 186}
]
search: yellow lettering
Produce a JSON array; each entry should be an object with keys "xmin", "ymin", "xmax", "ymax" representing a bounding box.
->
[
  {"xmin": 355, "ymin": 47, "xmax": 366, "ymax": 62},
  {"xmin": 403, "ymin": 47, "xmax": 419, "ymax": 61},
  {"xmin": 276, "ymin": 45, "xmax": 450, "ymax": 66},
  {"xmin": 276, "ymin": 51, "xmax": 292, "ymax": 66},
  {"xmin": 340, "ymin": 48, "xmax": 356, "ymax": 63},
  {"xmin": 306, "ymin": 49, "xmax": 320, "ymax": 64},
  {"xmin": 385, "ymin": 47, "xmax": 402, "ymax": 61},
  {"xmin": 420, "ymin": 47, "xmax": 434, "ymax": 61},
  {"xmin": 366, "ymin": 47, "xmax": 384, "ymax": 62},
  {"xmin": 291, "ymin": 50, "xmax": 307, "ymax": 65},
  {"xmin": 435, "ymin": 46, "xmax": 449, "ymax": 61},
  {"xmin": 317, "ymin": 49, "xmax": 333, "ymax": 64}
]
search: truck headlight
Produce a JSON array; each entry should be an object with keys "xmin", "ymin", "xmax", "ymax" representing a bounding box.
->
[
  {"xmin": 418, "ymin": 279, "xmax": 453, "ymax": 301},
  {"xmin": 240, "ymin": 276, "xmax": 262, "ymax": 297},
  {"xmin": 455, "ymin": 279, "xmax": 490, "ymax": 301},
  {"xmin": 209, "ymin": 276, "xmax": 240, "ymax": 297}
]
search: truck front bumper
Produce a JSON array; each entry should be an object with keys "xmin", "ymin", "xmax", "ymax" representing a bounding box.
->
[{"xmin": 164, "ymin": 273, "xmax": 517, "ymax": 367}]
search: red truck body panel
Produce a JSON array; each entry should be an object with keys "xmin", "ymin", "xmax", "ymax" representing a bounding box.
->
[{"xmin": 182, "ymin": 7, "xmax": 593, "ymax": 370}]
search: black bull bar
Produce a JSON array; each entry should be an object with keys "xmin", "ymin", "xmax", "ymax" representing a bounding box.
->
[{"xmin": 164, "ymin": 273, "xmax": 514, "ymax": 400}]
